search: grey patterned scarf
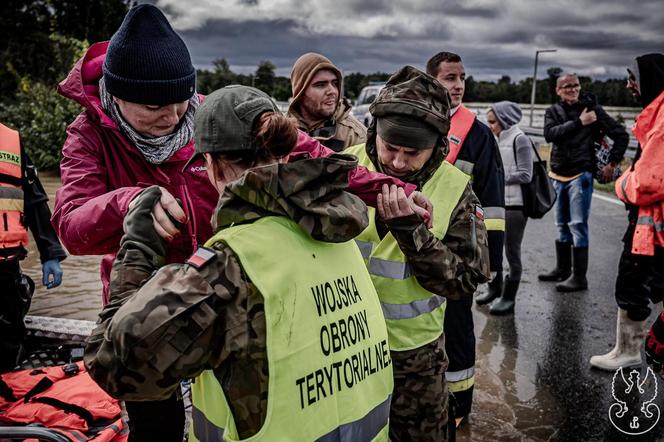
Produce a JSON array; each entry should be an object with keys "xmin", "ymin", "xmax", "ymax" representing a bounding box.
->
[{"xmin": 99, "ymin": 77, "xmax": 199, "ymax": 164}]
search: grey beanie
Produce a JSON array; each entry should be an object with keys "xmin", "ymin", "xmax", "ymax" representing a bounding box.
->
[{"xmin": 490, "ymin": 101, "xmax": 522, "ymax": 129}]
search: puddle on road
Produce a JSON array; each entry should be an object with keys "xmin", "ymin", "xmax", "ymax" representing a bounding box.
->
[
  {"xmin": 457, "ymin": 302, "xmax": 563, "ymax": 441},
  {"xmin": 19, "ymin": 173, "xmax": 103, "ymax": 321}
]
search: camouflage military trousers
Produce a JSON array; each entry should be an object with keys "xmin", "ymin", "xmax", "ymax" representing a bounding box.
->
[{"xmin": 389, "ymin": 336, "xmax": 449, "ymax": 442}]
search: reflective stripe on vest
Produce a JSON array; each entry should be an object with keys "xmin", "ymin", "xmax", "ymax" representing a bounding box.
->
[
  {"xmin": 381, "ymin": 296, "xmax": 446, "ymax": 320},
  {"xmin": 192, "ymin": 395, "xmax": 392, "ymax": 442},
  {"xmin": 0, "ymin": 186, "xmax": 24, "ymax": 211},
  {"xmin": 447, "ymin": 106, "xmax": 476, "ymax": 165},
  {"xmin": 192, "ymin": 216, "xmax": 393, "ymax": 441},
  {"xmin": 446, "ymin": 367, "xmax": 476, "ymax": 393},
  {"xmin": 482, "ymin": 206, "xmax": 506, "ymax": 232},
  {"xmin": 192, "ymin": 405, "xmax": 224, "ymax": 442},
  {"xmin": 355, "ymin": 239, "xmax": 374, "ymax": 259},
  {"xmin": 0, "ymin": 123, "xmax": 28, "ymax": 249},
  {"xmin": 346, "ymin": 144, "xmax": 470, "ymax": 351},
  {"xmin": 0, "ymin": 123, "xmax": 22, "ymax": 178},
  {"xmin": 454, "ymin": 159, "xmax": 474, "ymax": 176},
  {"xmin": 368, "ymin": 257, "xmax": 411, "ymax": 279},
  {"xmin": 638, "ymin": 216, "xmax": 664, "ymax": 232}
]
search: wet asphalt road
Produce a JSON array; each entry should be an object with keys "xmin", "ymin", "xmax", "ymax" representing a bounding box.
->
[
  {"xmin": 460, "ymin": 192, "xmax": 664, "ymax": 442},
  {"xmin": 24, "ymin": 176, "xmax": 664, "ymax": 441}
]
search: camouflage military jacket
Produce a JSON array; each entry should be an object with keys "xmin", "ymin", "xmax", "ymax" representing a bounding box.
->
[
  {"xmin": 367, "ymin": 141, "xmax": 491, "ymax": 300},
  {"xmin": 84, "ymin": 154, "xmax": 369, "ymax": 439}
]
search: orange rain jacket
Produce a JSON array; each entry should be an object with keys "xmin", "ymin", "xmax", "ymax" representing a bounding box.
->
[{"xmin": 616, "ymin": 90, "xmax": 664, "ymax": 256}]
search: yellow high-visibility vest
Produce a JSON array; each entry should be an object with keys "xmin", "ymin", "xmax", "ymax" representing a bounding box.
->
[
  {"xmin": 346, "ymin": 144, "xmax": 470, "ymax": 351},
  {"xmin": 191, "ymin": 215, "xmax": 393, "ymax": 441}
]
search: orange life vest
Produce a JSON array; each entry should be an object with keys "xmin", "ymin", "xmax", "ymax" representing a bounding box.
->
[
  {"xmin": 446, "ymin": 105, "xmax": 476, "ymax": 165},
  {"xmin": 0, "ymin": 362, "xmax": 128, "ymax": 441},
  {"xmin": 0, "ymin": 123, "xmax": 29, "ymax": 250},
  {"xmin": 615, "ymin": 91, "xmax": 664, "ymax": 256}
]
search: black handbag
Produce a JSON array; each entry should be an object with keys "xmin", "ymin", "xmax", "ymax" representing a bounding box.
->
[{"xmin": 512, "ymin": 135, "xmax": 557, "ymax": 219}]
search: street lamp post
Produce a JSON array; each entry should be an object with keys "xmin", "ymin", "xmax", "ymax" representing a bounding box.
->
[{"xmin": 530, "ymin": 49, "xmax": 557, "ymax": 127}]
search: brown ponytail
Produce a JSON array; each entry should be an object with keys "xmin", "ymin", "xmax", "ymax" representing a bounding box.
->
[
  {"xmin": 208, "ymin": 111, "xmax": 298, "ymax": 182},
  {"xmin": 254, "ymin": 112, "xmax": 299, "ymax": 159}
]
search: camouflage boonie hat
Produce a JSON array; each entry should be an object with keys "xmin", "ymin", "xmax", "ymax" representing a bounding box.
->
[{"xmin": 369, "ymin": 65, "xmax": 451, "ymax": 136}]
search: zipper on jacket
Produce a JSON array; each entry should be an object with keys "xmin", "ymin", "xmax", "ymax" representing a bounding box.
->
[
  {"xmin": 3, "ymin": 213, "xmax": 7, "ymax": 231},
  {"xmin": 180, "ymin": 183, "xmax": 198, "ymax": 251},
  {"xmin": 469, "ymin": 213, "xmax": 477, "ymax": 261}
]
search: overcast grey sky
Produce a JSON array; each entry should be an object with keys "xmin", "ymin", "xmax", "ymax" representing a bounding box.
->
[{"xmin": 153, "ymin": 0, "xmax": 663, "ymax": 81}]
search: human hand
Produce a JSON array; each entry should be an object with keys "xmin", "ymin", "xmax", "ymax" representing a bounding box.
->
[
  {"xmin": 42, "ymin": 259, "xmax": 63, "ymax": 289},
  {"xmin": 579, "ymin": 108, "xmax": 597, "ymax": 126},
  {"xmin": 408, "ymin": 191, "xmax": 433, "ymax": 228},
  {"xmin": 377, "ymin": 184, "xmax": 415, "ymax": 221},
  {"xmin": 130, "ymin": 186, "xmax": 186, "ymax": 241},
  {"xmin": 124, "ymin": 186, "xmax": 185, "ymax": 260},
  {"xmin": 600, "ymin": 163, "xmax": 616, "ymax": 183}
]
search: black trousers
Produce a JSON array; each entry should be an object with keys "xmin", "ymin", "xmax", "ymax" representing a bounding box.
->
[
  {"xmin": 615, "ymin": 235, "xmax": 664, "ymax": 321},
  {"xmin": 0, "ymin": 259, "xmax": 34, "ymax": 372},
  {"xmin": 125, "ymin": 394, "xmax": 185, "ymax": 442},
  {"xmin": 444, "ymin": 297, "xmax": 475, "ymax": 417}
]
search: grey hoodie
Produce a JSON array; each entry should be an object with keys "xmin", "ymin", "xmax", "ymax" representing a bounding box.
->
[
  {"xmin": 490, "ymin": 102, "xmax": 533, "ymax": 206},
  {"xmin": 491, "ymin": 101, "xmax": 522, "ymax": 129}
]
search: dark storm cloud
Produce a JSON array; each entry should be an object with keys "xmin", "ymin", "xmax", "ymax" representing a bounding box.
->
[
  {"xmin": 549, "ymin": 29, "xmax": 652, "ymax": 50},
  {"xmin": 155, "ymin": 0, "xmax": 663, "ymax": 81}
]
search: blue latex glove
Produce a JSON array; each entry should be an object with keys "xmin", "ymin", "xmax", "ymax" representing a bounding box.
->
[{"xmin": 42, "ymin": 259, "xmax": 63, "ymax": 289}]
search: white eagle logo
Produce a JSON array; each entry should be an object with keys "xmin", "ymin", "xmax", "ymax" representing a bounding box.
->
[{"xmin": 609, "ymin": 366, "xmax": 660, "ymax": 435}]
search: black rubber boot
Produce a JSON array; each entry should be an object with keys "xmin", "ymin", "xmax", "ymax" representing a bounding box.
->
[
  {"xmin": 556, "ymin": 247, "xmax": 589, "ymax": 292},
  {"xmin": 538, "ymin": 241, "xmax": 572, "ymax": 282},
  {"xmin": 476, "ymin": 271, "xmax": 503, "ymax": 305},
  {"xmin": 490, "ymin": 277, "xmax": 519, "ymax": 315}
]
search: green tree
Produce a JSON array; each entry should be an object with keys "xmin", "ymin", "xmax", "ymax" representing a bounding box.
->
[
  {"xmin": 0, "ymin": 81, "xmax": 82, "ymax": 169},
  {"xmin": 547, "ymin": 67, "xmax": 563, "ymax": 104},
  {"xmin": 197, "ymin": 58, "xmax": 237, "ymax": 94},
  {"xmin": 254, "ymin": 60, "xmax": 276, "ymax": 95},
  {"xmin": 1, "ymin": 0, "xmax": 130, "ymax": 102}
]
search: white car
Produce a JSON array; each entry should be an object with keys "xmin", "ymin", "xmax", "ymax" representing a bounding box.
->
[{"xmin": 351, "ymin": 83, "xmax": 385, "ymax": 127}]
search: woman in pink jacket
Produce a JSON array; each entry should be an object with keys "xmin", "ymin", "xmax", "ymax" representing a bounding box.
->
[{"xmin": 53, "ymin": 5, "xmax": 424, "ymax": 441}]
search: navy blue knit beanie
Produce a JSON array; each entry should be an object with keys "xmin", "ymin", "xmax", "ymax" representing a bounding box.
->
[{"xmin": 103, "ymin": 4, "xmax": 196, "ymax": 105}]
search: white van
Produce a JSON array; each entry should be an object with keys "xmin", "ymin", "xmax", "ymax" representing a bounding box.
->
[{"xmin": 351, "ymin": 83, "xmax": 386, "ymax": 127}]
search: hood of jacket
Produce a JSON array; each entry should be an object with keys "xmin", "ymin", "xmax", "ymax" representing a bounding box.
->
[
  {"xmin": 58, "ymin": 41, "xmax": 116, "ymax": 127},
  {"xmin": 491, "ymin": 101, "xmax": 522, "ymax": 129},
  {"xmin": 635, "ymin": 53, "xmax": 664, "ymax": 108},
  {"xmin": 213, "ymin": 154, "xmax": 369, "ymax": 243}
]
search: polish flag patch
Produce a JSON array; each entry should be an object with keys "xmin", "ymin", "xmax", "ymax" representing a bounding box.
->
[
  {"xmin": 186, "ymin": 247, "xmax": 216, "ymax": 268},
  {"xmin": 474, "ymin": 205, "xmax": 485, "ymax": 221}
]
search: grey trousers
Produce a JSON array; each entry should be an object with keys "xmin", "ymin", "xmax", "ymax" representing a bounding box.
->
[{"xmin": 505, "ymin": 207, "xmax": 528, "ymax": 281}]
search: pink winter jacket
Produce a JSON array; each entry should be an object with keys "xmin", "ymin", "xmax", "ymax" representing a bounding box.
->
[{"xmin": 53, "ymin": 42, "xmax": 414, "ymax": 303}]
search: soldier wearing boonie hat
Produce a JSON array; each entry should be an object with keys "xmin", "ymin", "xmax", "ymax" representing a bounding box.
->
[{"xmin": 346, "ymin": 66, "xmax": 490, "ymax": 441}]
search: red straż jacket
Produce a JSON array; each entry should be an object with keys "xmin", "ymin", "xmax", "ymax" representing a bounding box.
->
[{"xmin": 53, "ymin": 42, "xmax": 414, "ymax": 303}]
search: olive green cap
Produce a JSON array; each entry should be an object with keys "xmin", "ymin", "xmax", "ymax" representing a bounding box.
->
[{"xmin": 185, "ymin": 85, "xmax": 280, "ymax": 169}]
